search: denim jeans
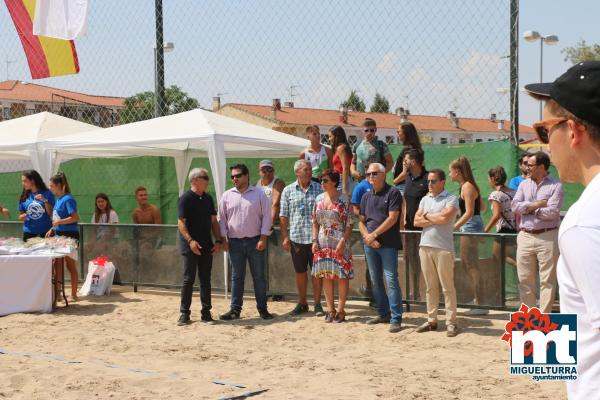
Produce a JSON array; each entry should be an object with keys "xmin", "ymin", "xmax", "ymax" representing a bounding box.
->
[
  {"xmin": 229, "ymin": 236, "xmax": 268, "ymax": 312},
  {"xmin": 363, "ymin": 245, "xmax": 403, "ymax": 324},
  {"xmin": 180, "ymin": 251, "xmax": 212, "ymax": 315}
]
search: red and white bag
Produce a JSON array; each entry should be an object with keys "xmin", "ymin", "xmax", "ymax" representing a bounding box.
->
[{"xmin": 79, "ymin": 256, "xmax": 116, "ymax": 296}]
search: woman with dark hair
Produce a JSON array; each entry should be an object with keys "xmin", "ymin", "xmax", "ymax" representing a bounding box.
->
[
  {"xmin": 449, "ymin": 156, "xmax": 487, "ymax": 315},
  {"xmin": 328, "ymin": 126, "xmax": 354, "ymax": 196},
  {"xmin": 393, "ymin": 122, "xmax": 422, "ymax": 195},
  {"xmin": 92, "ymin": 193, "xmax": 119, "ymax": 224},
  {"xmin": 18, "ymin": 170, "xmax": 55, "ymax": 241},
  {"xmin": 312, "ymin": 169, "xmax": 354, "ymax": 322},
  {"xmin": 484, "ymin": 166, "xmax": 517, "ymax": 268},
  {"xmin": 47, "ymin": 172, "xmax": 80, "ymax": 300}
]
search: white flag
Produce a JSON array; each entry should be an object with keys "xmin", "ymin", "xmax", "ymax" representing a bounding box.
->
[{"xmin": 33, "ymin": 0, "xmax": 89, "ymax": 40}]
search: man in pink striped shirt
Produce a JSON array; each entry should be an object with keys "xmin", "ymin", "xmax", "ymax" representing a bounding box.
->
[
  {"xmin": 511, "ymin": 151, "xmax": 564, "ymax": 313},
  {"xmin": 218, "ymin": 163, "xmax": 274, "ymax": 320}
]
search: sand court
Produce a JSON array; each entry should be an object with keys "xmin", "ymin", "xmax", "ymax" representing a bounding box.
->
[{"xmin": 0, "ymin": 287, "xmax": 565, "ymax": 399}]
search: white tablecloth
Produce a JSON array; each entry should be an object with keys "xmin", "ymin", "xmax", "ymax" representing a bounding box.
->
[{"xmin": 0, "ymin": 255, "xmax": 53, "ymax": 316}]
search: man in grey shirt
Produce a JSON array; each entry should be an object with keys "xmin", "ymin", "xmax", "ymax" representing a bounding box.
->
[{"xmin": 413, "ymin": 169, "xmax": 460, "ymax": 337}]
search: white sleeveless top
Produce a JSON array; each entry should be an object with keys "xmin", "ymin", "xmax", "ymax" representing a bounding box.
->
[
  {"xmin": 304, "ymin": 146, "xmax": 328, "ymax": 177},
  {"xmin": 256, "ymin": 176, "xmax": 280, "ymax": 199}
]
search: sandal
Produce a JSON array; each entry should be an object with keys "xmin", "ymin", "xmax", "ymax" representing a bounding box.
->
[
  {"xmin": 324, "ymin": 311, "xmax": 336, "ymax": 323},
  {"xmin": 334, "ymin": 310, "xmax": 346, "ymax": 323}
]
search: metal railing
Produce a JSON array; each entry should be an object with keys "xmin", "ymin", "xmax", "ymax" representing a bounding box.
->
[{"xmin": 1, "ymin": 221, "xmax": 522, "ymax": 310}]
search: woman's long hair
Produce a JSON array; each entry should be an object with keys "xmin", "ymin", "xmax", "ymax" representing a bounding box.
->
[
  {"xmin": 49, "ymin": 172, "xmax": 72, "ymax": 194},
  {"xmin": 94, "ymin": 193, "xmax": 114, "ymax": 223},
  {"xmin": 399, "ymin": 122, "xmax": 422, "ymax": 150},
  {"xmin": 19, "ymin": 170, "xmax": 48, "ymax": 203},
  {"xmin": 450, "ymin": 156, "xmax": 480, "ymax": 195},
  {"xmin": 329, "ymin": 126, "xmax": 352, "ymax": 159}
]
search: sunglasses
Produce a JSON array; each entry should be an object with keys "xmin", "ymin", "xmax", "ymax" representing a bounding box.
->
[
  {"xmin": 321, "ymin": 178, "xmax": 331, "ymax": 184},
  {"xmin": 364, "ymin": 128, "xmax": 376, "ymax": 133},
  {"xmin": 532, "ymin": 118, "xmax": 568, "ymax": 144},
  {"xmin": 261, "ymin": 167, "xmax": 274, "ymax": 172},
  {"xmin": 230, "ymin": 173, "xmax": 245, "ymax": 179},
  {"xmin": 198, "ymin": 176, "xmax": 209, "ymax": 181},
  {"xmin": 427, "ymin": 179, "xmax": 439, "ymax": 184},
  {"xmin": 526, "ymin": 163, "xmax": 538, "ymax": 168},
  {"xmin": 365, "ymin": 171, "xmax": 380, "ymax": 177}
]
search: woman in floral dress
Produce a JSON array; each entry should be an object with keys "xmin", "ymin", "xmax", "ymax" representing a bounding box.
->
[{"xmin": 312, "ymin": 169, "xmax": 354, "ymax": 322}]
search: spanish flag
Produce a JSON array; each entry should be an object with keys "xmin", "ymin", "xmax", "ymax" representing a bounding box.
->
[{"xmin": 5, "ymin": 0, "xmax": 80, "ymax": 79}]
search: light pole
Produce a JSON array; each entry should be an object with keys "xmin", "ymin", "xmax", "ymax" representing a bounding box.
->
[
  {"xmin": 154, "ymin": 41, "xmax": 174, "ymax": 118},
  {"xmin": 523, "ymin": 30, "xmax": 559, "ymax": 119}
]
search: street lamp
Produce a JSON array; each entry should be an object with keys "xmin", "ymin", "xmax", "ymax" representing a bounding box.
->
[
  {"xmin": 523, "ymin": 30, "xmax": 559, "ymax": 119},
  {"xmin": 154, "ymin": 42, "xmax": 174, "ymax": 118}
]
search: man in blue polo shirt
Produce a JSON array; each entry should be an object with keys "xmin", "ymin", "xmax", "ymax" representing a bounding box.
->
[{"xmin": 359, "ymin": 162, "xmax": 403, "ymax": 333}]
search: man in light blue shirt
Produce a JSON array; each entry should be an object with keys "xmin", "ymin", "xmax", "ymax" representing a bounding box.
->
[{"xmin": 508, "ymin": 154, "xmax": 530, "ymax": 191}]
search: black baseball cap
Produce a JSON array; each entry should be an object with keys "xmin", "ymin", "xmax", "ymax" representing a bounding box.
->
[{"xmin": 525, "ymin": 61, "xmax": 600, "ymax": 127}]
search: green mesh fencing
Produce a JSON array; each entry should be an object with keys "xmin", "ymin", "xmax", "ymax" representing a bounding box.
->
[{"xmin": 0, "ymin": 140, "xmax": 584, "ymax": 225}]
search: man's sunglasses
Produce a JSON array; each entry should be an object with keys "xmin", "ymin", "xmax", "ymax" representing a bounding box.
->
[
  {"xmin": 261, "ymin": 167, "xmax": 274, "ymax": 172},
  {"xmin": 365, "ymin": 171, "xmax": 380, "ymax": 177},
  {"xmin": 230, "ymin": 173, "xmax": 245, "ymax": 179},
  {"xmin": 427, "ymin": 179, "xmax": 439, "ymax": 185},
  {"xmin": 197, "ymin": 176, "xmax": 209, "ymax": 181},
  {"xmin": 364, "ymin": 128, "xmax": 376, "ymax": 133},
  {"xmin": 532, "ymin": 118, "xmax": 568, "ymax": 144}
]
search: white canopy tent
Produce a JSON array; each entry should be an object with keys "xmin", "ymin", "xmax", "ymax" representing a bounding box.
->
[
  {"xmin": 0, "ymin": 112, "xmax": 100, "ymax": 182},
  {"xmin": 44, "ymin": 108, "xmax": 310, "ymax": 198}
]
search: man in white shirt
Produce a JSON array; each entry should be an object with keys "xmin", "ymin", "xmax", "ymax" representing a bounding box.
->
[{"xmin": 525, "ymin": 61, "xmax": 600, "ymax": 399}]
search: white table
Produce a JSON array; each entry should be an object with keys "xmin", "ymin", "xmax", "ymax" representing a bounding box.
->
[{"xmin": 0, "ymin": 255, "xmax": 54, "ymax": 316}]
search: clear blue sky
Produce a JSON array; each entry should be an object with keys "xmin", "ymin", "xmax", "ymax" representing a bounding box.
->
[{"xmin": 0, "ymin": 0, "xmax": 597, "ymax": 127}]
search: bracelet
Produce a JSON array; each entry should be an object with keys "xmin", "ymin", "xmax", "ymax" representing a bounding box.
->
[
  {"xmin": 187, "ymin": 237, "xmax": 193, "ymax": 243},
  {"xmin": 215, "ymin": 239, "xmax": 223, "ymax": 244},
  {"xmin": 312, "ymin": 239, "xmax": 318, "ymax": 244}
]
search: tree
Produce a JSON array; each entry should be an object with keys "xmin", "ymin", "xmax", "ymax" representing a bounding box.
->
[
  {"xmin": 341, "ymin": 90, "xmax": 366, "ymax": 112},
  {"xmin": 370, "ymin": 93, "xmax": 390, "ymax": 113},
  {"xmin": 119, "ymin": 85, "xmax": 200, "ymax": 124},
  {"xmin": 562, "ymin": 39, "xmax": 600, "ymax": 64}
]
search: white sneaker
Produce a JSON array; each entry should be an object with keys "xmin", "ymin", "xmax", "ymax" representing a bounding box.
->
[{"xmin": 464, "ymin": 308, "xmax": 489, "ymax": 316}]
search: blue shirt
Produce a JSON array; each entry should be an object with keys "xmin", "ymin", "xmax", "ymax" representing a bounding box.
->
[
  {"xmin": 18, "ymin": 190, "xmax": 55, "ymax": 234},
  {"xmin": 52, "ymin": 193, "xmax": 79, "ymax": 232},
  {"xmin": 279, "ymin": 180, "xmax": 323, "ymax": 244},
  {"xmin": 508, "ymin": 175, "xmax": 524, "ymax": 191},
  {"xmin": 351, "ymin": 179, "xmax": 373, "ymax": 205}
]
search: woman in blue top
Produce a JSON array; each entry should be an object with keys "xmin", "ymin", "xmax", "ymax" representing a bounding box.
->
[
  {"xmin": 47, "ymin": 172, "xmax": 80, "ymax": 300},
  {"xmin": 18, "ymin": 170, "xmax": 55, "ymax": 241}
]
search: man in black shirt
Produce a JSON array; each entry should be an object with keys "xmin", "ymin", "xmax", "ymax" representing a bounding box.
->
[
  {"xmin": 402, "ymin": 149, "xmax": 428, "ymax": 301},
  {"xmin": 177, "ymin": 168, "xmax": 223, "ymax": 326},
  {"xmin": 359, "ymin": 163, "xmax": 403, "ymax": 333}
]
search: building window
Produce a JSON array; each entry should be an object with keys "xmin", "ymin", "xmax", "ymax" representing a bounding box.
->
[
  {"xmin": 440, "ymin": 137, "xmax": 448, "ymax": 145},
  {"xmin": 320, "ymin": 134, "xmax": 330, "ymax": 145},
  {"xmin": 348, "ymin": 135, "xmax": 358, "ymax": 146},
  {"xmin": 488, "ymin": 139, "xmax": 494, "ymax": 142},
  {"xmin": 10, "ymin": 103, "xmax": 25, "ymax": 118},
  {"xmin": 385, "ymin": 136, "xmax": 395, "ymax": 144},
  {"xmin": 3, "ymin": 108, "xmax": 10, "ymax": 120},
  {"xmin": 458, "ymin": 138, "xmax": 466, "ymax": 144},
  {"xmin": 476, "ymin": 138, "xmax": 483, "ymax": 143}
]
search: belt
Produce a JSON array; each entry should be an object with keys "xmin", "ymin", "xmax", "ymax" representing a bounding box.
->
[{"xmin": 521, "ymin": 227, "xmax": 558, "ymax": 235}]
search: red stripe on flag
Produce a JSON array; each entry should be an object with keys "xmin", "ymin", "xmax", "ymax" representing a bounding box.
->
[
  {"xmin": 4, "ymin": 0, "xmax": 50, "ymax": 79},
  {"xmin": 70, "ymin": 40, "xmax": 80, "ymax": 73}
]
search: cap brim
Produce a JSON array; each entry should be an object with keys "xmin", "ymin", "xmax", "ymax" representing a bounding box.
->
[{"xmin": 524, "ymin": 82, "xmax": 553, "ymax": 98}]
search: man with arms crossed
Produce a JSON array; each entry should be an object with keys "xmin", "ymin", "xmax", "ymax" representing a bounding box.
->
[
  {"xmin": 413, "ymin": 169, "xmax": 460, "ymax": 337},
  {"xmin": 525, "ymin": 61, "xmax": 600, "ymax": 399}
]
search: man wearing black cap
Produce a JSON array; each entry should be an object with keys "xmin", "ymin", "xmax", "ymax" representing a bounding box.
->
[{"xmin": 525, "ymin": 61, "xmax": 600, "ymax": 400}]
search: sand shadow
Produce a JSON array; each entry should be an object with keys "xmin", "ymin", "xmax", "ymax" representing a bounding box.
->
[
  {"xmin": 54, "ymin": 303, "xmax": 118, "ymax": 316},
  {"xmin": 80, "ymin": 292, "xmax": 143, "ymax": 304}
]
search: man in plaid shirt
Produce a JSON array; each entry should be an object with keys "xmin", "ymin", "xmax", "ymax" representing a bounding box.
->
[{"xmin": 280, "ymin": 159, "xmax": 324, "ymax": 316}]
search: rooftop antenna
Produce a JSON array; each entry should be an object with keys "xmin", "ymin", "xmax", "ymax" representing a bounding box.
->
[
  {"xmin": 288, "ymin": 85, "xmax": 300, "ymax": 103},
  {"xmin": 5, "ymin": 56, "xmax": 15, "ymax": 81}
]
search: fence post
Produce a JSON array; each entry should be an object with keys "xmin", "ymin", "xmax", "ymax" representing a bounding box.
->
[{"xmin": 500, "ymin": 235, "xmax": 507, "ymax": 309}]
